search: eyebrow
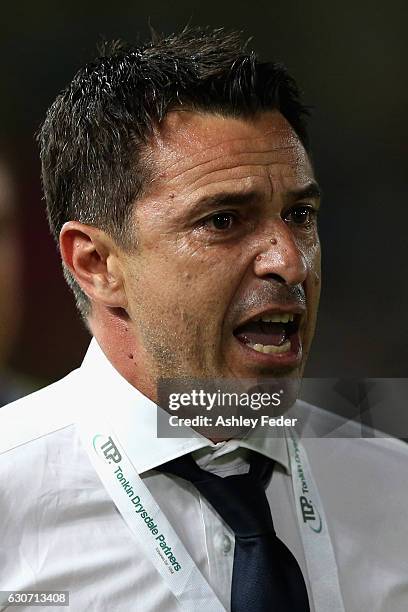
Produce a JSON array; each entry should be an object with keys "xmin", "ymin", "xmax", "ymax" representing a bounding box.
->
[
  {"xmin": 190, "ymin": 190, "xmax": 261, "ymax": 212},
  {"xmin": 189, "ymin": 181, "xmax": 322, "ymax": 214},
  {"xmin": 288, "ymin": 181, "xmax": 322, "ymax": 201}
]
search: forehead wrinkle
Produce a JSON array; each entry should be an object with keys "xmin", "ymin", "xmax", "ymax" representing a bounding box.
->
[
  {"xmin": 183, "ymin": 164, "xmax": 274, "ymax": 198},
  {"xmin": 152, "ymin": 148, "xmax": 302, "ymax": 200},
  {"xmin": 150, "ymin": 129, "xmax": 302, "ymax": 182},
  {"xmin": 183, "ymin": 174, "xmax": 270, "ymax": 203},
  {"xmin": 181, "ymin": 145, "xmax": 310, "ymax": 197}
]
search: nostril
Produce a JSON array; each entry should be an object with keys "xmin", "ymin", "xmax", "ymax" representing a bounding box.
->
[{"xmin": 265, "ymin": 273, "xmax": 286, "ymax": 284}]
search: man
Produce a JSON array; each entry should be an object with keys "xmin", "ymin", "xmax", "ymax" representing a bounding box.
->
[{"xmin": 1, "ymin": 27, "xmax": 407, "ymax": 612}]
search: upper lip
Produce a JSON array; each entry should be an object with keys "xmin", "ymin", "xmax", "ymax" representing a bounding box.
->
[{"xmin": 233, "ymin": 304, "xmax": 306, "ymax": 330}]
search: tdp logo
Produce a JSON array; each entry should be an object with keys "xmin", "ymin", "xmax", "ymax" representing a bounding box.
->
[
  {"xmin": 299, "ymin": 496, "xmax": 322, "ymax": 533},
  {"xmin": 93, "ymin": 435, "xmax": 122, "ymax": 464}
]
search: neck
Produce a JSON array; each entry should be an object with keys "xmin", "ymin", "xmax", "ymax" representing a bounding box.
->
[
  {"xmin": 89, "ymin": 306, "xmax": 157, "ymax": 402},
  {"xmin": 88, "ymin": 307, "xmax": 250, "ymax": 444}
]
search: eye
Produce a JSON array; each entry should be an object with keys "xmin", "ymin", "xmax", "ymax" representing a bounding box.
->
[
  {"xmin": 284, "ymin": 205, "xmax": 317, "ymax": 226},
  {"xmin": 207, "ymin": 212, "xmax": 236, "ymax": 231}
]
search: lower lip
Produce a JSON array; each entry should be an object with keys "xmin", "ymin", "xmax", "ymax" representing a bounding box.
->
[{"xmin": 234, "ymin": 332, "xmax": 302, "ymax": 368}]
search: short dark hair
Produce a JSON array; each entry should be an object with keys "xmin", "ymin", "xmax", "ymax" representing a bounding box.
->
[{"xmin": 38, "ymin": 26, "xmax": 310, "ymax": 318}]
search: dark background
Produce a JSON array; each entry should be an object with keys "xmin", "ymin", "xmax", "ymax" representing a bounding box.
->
[{"xmin": 1, "ymin": 0, "xmax": 407, "ymax": 387}]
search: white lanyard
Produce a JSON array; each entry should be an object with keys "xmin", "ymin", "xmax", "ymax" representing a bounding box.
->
[
  {"xmin": 77, "ymin": 416, "xmax": 226, "ymax": 612},
  {"xmin": 285, "ymin": 427, "xmax": 346, "ymax": 612},
  {"xmin": 77, "ymin": 414, "xmax": 344, "ymax": 612}
]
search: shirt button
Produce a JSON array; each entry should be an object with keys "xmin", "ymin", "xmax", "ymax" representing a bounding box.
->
[{"xmin": 222, "ymin": 534, "xmax": 232, "ymax": 554}]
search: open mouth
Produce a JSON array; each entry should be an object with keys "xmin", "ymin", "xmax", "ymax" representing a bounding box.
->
[{"xmin": 233, "ymin": 312, "xmax": 301, "ymax": 356}]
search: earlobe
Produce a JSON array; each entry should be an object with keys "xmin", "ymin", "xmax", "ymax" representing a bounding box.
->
[{"xmin": 59, "ymin": 221, "xmax": 127, "ymax": 309}]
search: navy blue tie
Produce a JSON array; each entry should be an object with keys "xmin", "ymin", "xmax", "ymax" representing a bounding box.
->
[{"xmin": 158, "ymin": 450, "xmax": 310, "ymax": 611}]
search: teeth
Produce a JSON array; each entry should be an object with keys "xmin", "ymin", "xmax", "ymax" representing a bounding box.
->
[
  {"xmin": 248, "ymin": 340, "xmax": 291, "ymax": 354},
  {"xmin": 258, "ymin": 313, "xmax": 294, "ymax": 323}
]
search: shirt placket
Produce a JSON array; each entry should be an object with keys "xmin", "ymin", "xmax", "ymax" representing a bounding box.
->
[{"xmin": 199, "ymin": 492, "xmax": 235, "ymax": 611}]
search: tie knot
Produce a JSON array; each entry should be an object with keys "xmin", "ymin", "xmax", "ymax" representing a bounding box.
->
[{"xmin": 157, "ymin": 451, "xmax": 275, "ymax": 537}]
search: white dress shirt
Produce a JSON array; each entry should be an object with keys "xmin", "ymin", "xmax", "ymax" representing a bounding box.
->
[{"xmin": 1, "ymin": 339, "xmax": 408, "ymax": 611}]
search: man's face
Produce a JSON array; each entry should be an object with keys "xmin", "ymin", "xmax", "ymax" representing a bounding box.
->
[{"xmin": 119, "ymin": 110, "xmax": 321, "ymax": 386}]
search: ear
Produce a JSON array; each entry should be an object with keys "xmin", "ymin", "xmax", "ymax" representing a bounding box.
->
[{"xmin": 59, "ymin": 221, "xmax": 127, "ymax": 309}]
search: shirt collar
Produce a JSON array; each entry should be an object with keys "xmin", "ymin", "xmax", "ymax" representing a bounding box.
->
[{"xmin": 80, "ymin": 338, "xmax": 290, "ymax": 475}]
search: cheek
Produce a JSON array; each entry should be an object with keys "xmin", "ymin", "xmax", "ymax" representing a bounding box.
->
[
  {"xmin": 143, "ymin": 229, "xmax": 241, "ymax": 287},
  {"xmin": 296, "ymin": 231, "xmax": 321, "ymax": 273},
  {"xmin": 123, "ymin": 241, "xmax": 242, "ymax": 332},
  {"xmin": 298, "ymin": 234, "xmax": 321, "ymax": 305},
  {"xmin": 308, "ymin": 242, "xmax": 321, "ymax": 287}
]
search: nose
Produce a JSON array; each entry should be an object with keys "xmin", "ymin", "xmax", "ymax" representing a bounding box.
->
[{"xmin": 253, "ymin": 220, "xmax": 308, "ymax": 286}]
